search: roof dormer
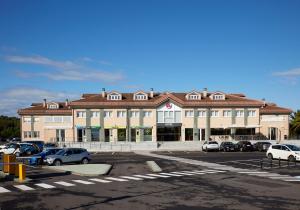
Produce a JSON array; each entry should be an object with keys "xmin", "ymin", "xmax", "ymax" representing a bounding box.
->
[
  {"xmin": 107, "ymin": 91, "xmax": 122, "ymax": 100},
  {"xmin": 185, "ymin": 91, "xmax": 201, "ymax": 100},
  {"xmin": 47, "ymin": 102, "xmax": 59, "ymax": 109},
  {"xmin": 133, "ymin": 91, "xmax": 148, "ymax": 100},
  {"xmin": 210, "ymin": 91, "xmax": 226, "ymax": 100}
]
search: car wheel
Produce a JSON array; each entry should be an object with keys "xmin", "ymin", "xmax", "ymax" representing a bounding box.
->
[
  {"xmin": 288, "ymin": 155, "xmax": 295, "ymax": 162},
  {"xmin": 267, "ymin": 153, "xmax": 273, "ymax": 160},
  {"xmin": 81, "ymin": 158, "xmax": 89, "ymax": 164},
  {"xmin": 53, "ymin": 160, "xmax": 62, "ymax": 166},
  {"xmin": 240, "ymin": 148, "xmax": 243, "ymax": 152},
  {"xmin": 223, "ymin": 148, "xmax": 226, "ymax": 152}
]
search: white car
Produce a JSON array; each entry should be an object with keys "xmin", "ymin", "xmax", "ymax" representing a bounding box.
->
[
  {"xmin": 202, "ymin": 141, "xmax": 219, "ymax": 152},
  {"xmin": 266, "ymin": 144, "xmax": 300, "ymax": 162}
]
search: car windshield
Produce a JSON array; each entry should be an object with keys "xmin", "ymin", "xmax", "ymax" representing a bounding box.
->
[
  {"xmin": 56, "ymin": 150, "xmax": 66, "ymax": 156},
  {"xmin": 209, "ymin": 141, "xmax": 218, "ymax": 144},
  {"xmin": 285, "ymin": 145, "xmax": 300, "ymax": 151}
]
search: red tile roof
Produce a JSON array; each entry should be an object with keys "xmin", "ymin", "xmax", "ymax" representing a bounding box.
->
[
  {"xmin": 260, "ymin": 104, "xmax": 292, "ymax": 114},
  {"xmin": 18, "ymin": 102, "xmax": 72, "ymax": 115}
]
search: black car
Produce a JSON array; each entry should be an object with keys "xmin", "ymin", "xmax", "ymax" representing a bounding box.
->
[
  {"xmin": 253, "ymin": 141, "xmax": 271, "ymax": 152},
  {"xmin": 235, "ymin": 141, "xmax": 253, "ymax": 152},
  {"xmin": 219, "ymin": 142, "xmax": 236, "ymax": 152}
]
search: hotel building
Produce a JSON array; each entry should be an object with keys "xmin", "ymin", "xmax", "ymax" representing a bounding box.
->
[{"xmin": 18, "ymin": 88, "xmax": 292, "ymax": 143}]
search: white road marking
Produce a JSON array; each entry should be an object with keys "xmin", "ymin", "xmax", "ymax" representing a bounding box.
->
[
  {"xmin": 159, "ymin": 173, "xmax": 183, "ymax": 177},
  {"xmin": 133, "ymin": 175, "xmax": 157, "ymax": 179},
  {"xmin": 170, "ymin": 172, "xmax": 195, "ymax": 176},
  {"xmin": 217, "ymin": 159, "xmax": 262, "ymax": 164},
  {"xmin": 89, "ymin": 178, "xmax": 112, "ymax": 183},
  {"xmin": 54, "ymin": 181, "xmax": 75, "ymax": 187},
  {"xmin": 146, "ymin": 174, "xmax": 171, "ymax": 178},
  {"xmin": 105, "ymin": 177, "xmax": 128, "ymax": 182},
  {"xmin": 14, "ymin": 185, "xmax": 34, "ymax": 191},
  {"xmin": 120, "ymin": 176, "xmax": 143, "ymax": 181},
  {"xmin": 35, "ymin": 183, "xmax": 56, "ymax": 189},
  {"xmin": 283, "ymin": 179, "xmax": 300, "ymax": 182},
  {"xmin": 182, "ymin": 171, "xmax": 205, "ymax": 175},
  {"xmin": 0, "ymin": 187, "xmax": 11, "ymax": 193},
  {"xmin": 238, "ymin": 171, "xmax": 269, "ymax": 174},
  {"xmin": 72, "ymin": 180, "xmax": 95, "ymax": 185}
]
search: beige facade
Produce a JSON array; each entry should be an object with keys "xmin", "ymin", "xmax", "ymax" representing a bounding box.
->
[{"xmin": 18, "ymin": 90, "xmax": 292, "ymax": 143}]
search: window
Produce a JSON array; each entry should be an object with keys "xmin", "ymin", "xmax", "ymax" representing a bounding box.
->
[
  {"xmin": 189, "ymin": 95, "xmax": 200, "ymax": 100},
  {"xmin": 76, "ymin": 111, "xmax": 86, "ymax": 118},
  {"xmin": 185, "ymin": 110, "xmax": 194, "ymax": 117},
  {"xmin": 53, "ymin": 116, "xmax": 63, "ymax": 123},
  {"xmin": 135, "ymin": 94, "xmax": 147, "ymax": 100},
  {"xmin": 33, "ymin": 131, "xmax": 40, "ymax": 138},
  {"xmin": 24, "ymin": 131, "xmax": 28, "ymax": 138},
  {"xmin": 213, "ymin": 94, "xmax": 224, "ymax": 100},
  {"xmin": 108, "ymin": 94, "xmax": 121, "ymax": 100},
  {"xmin": 92, "ymin": 111, "xmax": 100, "ymax": 118},
  {"xmin": 223, "ymin": 110, "xmax": 232, "ymax": 117},
  {"xmin": 198, "ymin": 110, "xmax": 206, "ymax": 117},
  {"xmin": 117, "ymin": 111, "xmax": 126, "ymax": 118},
  {"xmin": 45, "ymin": 116, "xmax": 71, "ymax": 123},
  {"xmin": 144, "ymin": 111, "xmax": 152, "ymax": 117},
  {"xmin": 23, "ymin": 117, "xmax": 31, "ymax": 123},
  {"xmin": 104, "ymin": 111, "xmax": 112, "ymax": 118},
  {"xmin": 211, "ymin": 110, "xmax": 219, "ymax": 117},
  {"xmin": 131, "ymin": 111, "xmax": 139, "ymax": 118},
  {"xmin": 236, "ymin": 110, "xmax": 244, "ymax": 117},
  {"xmin": 48, "ymin": 104, "xmax": 58, "ymax": 109},
  {"xmin": 248, "ymin": 110, "xmax": 256, "ymax": 117}
]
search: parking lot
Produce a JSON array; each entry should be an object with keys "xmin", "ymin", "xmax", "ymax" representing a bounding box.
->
[{"xmin": 1, "ymin": 151, "xmax": 300, "ymax": 210}]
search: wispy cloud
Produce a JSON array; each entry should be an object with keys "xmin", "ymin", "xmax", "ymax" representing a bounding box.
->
[
  {"xmin": 4, "ymin": 55, "xmax": 124, "ymax": 83},
  {"xmin": 273, "ymin": 68, "xmax": 300, "ymax": 77},
  {"xmin": 0, "ymin": 87, "xmax": 79, "ymax": 116}
]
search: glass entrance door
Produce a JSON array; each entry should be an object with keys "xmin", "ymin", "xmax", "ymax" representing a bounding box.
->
[{"xmin": 56, "ymin": 129, "xmax": 65, "ymax": 142}]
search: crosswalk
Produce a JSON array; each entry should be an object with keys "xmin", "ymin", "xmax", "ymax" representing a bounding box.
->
[{"xmin": 0, "ymin": 169, "xmax": 225, "ymax": 194}]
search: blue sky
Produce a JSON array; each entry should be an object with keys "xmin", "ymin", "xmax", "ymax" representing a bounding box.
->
[{"xmin": 0, "ymin": 0, "xmax": 299, "ymax": 116}]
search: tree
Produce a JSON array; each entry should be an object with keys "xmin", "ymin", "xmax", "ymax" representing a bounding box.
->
[
  {"xmin": 290, "ymin": 110, "xmax": 300, "ymax": 139},
  {"xmin": 0, "ymin": 115, "xmax": 20, "ymax": 140}
]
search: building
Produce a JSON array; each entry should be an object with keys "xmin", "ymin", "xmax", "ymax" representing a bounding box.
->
[{"xmin": 18, "ymin": 88, "xmax": 292, "ymax": 143}]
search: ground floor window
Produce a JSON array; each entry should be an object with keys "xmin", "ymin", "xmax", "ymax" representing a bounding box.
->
[
  {"xmin": 157, "ymin": 126, "xmax": 181, "ymax": 141},
  {"xmin": 104, "ymin": 129, "xmax": 111, "ymax": 142},
  {"xmin": 131, "ymin": 129, "xmax": 136, "ymax": 142},
  {"xmin": 144, "ymin": 128, "xmax": 152, "ymax": 141},
  {"xmin": 211, "ymin": 128, "xmax": 230, "ymax": 135},
  {"xmin": 236, "ymin": 128, "xmax": 255, "ymax": 135},
  {"xmin": 185, "ymin": 128, "xmax": 193, "ymax": 141},
  {"xmin": 118, "ymin": 129, "xmax": 126, "ymax": 141},
  {"xmin": 77, "ymin": 128, "xmax": 86, "ymax": 142},
  {"xmin": 91, "ymin": 128, "xmax": 100, "ymax": 141}
]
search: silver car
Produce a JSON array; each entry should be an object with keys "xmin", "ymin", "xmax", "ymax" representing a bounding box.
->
[{"xmin": 45, "ymin": 148, "xmax": 91, "ymax": 166}]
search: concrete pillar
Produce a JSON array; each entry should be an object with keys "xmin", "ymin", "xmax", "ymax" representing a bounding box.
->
[
  {"xmin": 30, "ymin": 115, "xmax": 34, "ymax": 137},
  {"xmin": 85, "ymin": 109, "xmax": 91, "ymax": 142},
  {"xmin": 99, "ymin": 109, "xmax": 105, "ymax": 142},
  {"xmin": 181, "ymin": 127, "xmax": 185, "ymax": 141},
  {"xmin": 193, "ymin": 108, "xmax": 199, "ymax": 141},
  {"xmin": 205, "ymin": 108, "xmax": 211, "ymax": 141},
  {"xmin": 139, "ymin": 109, "xmax": 144, "ymax": 142},
  {"xmin": 244, "ymin": 108, "xmax": 248, "ymax": 127},
  {"xmin": 126, "ymin": 109, "xmax": 131, "ymax": 142}
]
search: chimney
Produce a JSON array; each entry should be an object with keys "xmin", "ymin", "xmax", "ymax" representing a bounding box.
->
[
  {"xmin": 203, "ymin": 88, "xmax": 207, "ymax": 98},
  {"xmin": 65, "ymin": 99, "xmax": 69, "ymax": 107},
  {"xmin": 101, "ymin": 88, "xmax": 106, "ymax": 98},
  {"xmin": 150, "ymin": 88, "xmax": 154, "ymax": 98},
  {"xmin": 43, "ymin": 99, "xmax": 47, "ymax": 107},
  {"xmin": 262, "ymin": 98, "xmax": 266, "ymax": 107}
]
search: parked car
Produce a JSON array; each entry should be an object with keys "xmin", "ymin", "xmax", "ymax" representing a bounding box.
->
[
  {"xmin": 44, "ymin": 148, "xmax": 91, "ymax": 166},
  {"xmin": 2, "ymin": 143, "xmax": 40, "ymax": 156},
  {"xmin": 0, "ymin": 143, "xmax": 17, "ymax": 153},
  {"xmin": 219, "ymin": 142, "xmax": 236, "ymax": 152},
  {"xmin": 23, "ymin": 140, "xmax": 44, "ymax": 151},
  {"xmin": 202, "ymin": 141, "xmax": 219, "ymax": 152},
  {"xmin": 235, "ymin": 141, "xmax": 253, "ymax": 152},
  {"xmin": 29, "ymin": 148, "xmax": 63, "ymax": 165},
  {"xmin": 266, "ymin": 144, "xmax": 300, "ymax": 162},
  {"xmin": 253, "ymin": 141, "xmax": 271, "ymax": 152}
]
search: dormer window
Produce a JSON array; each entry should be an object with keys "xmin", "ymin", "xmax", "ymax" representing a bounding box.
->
[
  {"xmin": 47, "ymin": 102, "xmax": 59, "ymax": 109},
  {"xmin": 186, "ymin": 91, "xmax": 201, "ymax": 100},
  {"xmin": 107, "ymin": 92, "xmax": 122, "ymax": 100},
  {"xmin": 134, "ymin": 91, "xmax": 148, "ymax": 100},
  {"xmin": 210, "ymin": 92, "xmax": 225, "ymax": 100}
]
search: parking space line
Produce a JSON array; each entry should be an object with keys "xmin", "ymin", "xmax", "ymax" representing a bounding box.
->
[
  {"xmin": 54, "ymin": 181, "xmax": 76, "ymax": 187},
  {"xmin": 181, "ymin": 171, "xmax": 205, "ymax": 175},
  {"xmin": 14, "ymin": 185, "xmax": 35, "ymax": 191},
  {"xmin": 0, "ymin": 187, "xmax": 11, "ymax": 193},
  {"xmin": 120, "ymin": 176, "xmax": 144, "ymax": 181},
  {"xmin": 146, "ymin": 174, "xmax": 171, "ymax": 178},
  {"xmin": 35, "ymin": 183, "xmax": 56, "ymax": 189},
  {"xmin": 283, "ymin": 179, "xmax": 300, "ymax": 182},
  {"xmin": 238, "ymin": 171, "xmax": 268, "ymax": 174},
  {"xmin": 217, "ymin": 159, "xmax": 262, "ymax": 164},
  {"xmin": 89, "ymin": 178, "xmax": 112, "ymax": 183},
  {"xmin": 170, "ymin": 172, "xmax": 195, "ymax": 176},
  {"xmin": 105, "ymin": 177, "xmax": 128, "ymax": 182},
  {"xmin": 159, "ymin": 173, "xmax": 183, "ymax": 177},
  {"xmin": 72, "ymin": 180, "xmax": 95, "ymax": 185},
  {"xmin": 133, "ymin": 175, "xmax": 157, "ymax": 179}
]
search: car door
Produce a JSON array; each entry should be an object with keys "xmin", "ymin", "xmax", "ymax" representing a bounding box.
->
[
  {"xmin": 271, "ymin": 145, "xmax": 281, "ymax": 159},
  {"xmin": 280, "ymin": 145, "xmax": 291, "ymax": 160},
  {"xmin": 62, "ymin": 150, "xmax": 74, "ymax": 163}
]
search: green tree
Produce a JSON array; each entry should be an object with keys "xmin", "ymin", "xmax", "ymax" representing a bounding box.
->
[
  {"xmin": 0, "ymin": 115, "xmax": 20, "ymax": 140},
  {"xmin": 290, "ymin": 110, "xmax": 300, "ymax": 139}
]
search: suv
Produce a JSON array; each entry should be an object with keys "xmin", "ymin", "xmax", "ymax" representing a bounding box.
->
[
  {"xmin": 219, "ymin": 142, "xmax": 236, "ymax": 152},
  {"xmin": 45, "ymin": 148, "xmax": 91, "ymax": 166},
  {"xmin": 235, "ymin": 141, "xmax": 253, "ymax": 152},
  {"xmin": 202, "ymin": 141, "xmax": 219, "ymax": 152},
  {"xmin": 266, "ymin": 144, "xmax": 300, "ymax": 162}
]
